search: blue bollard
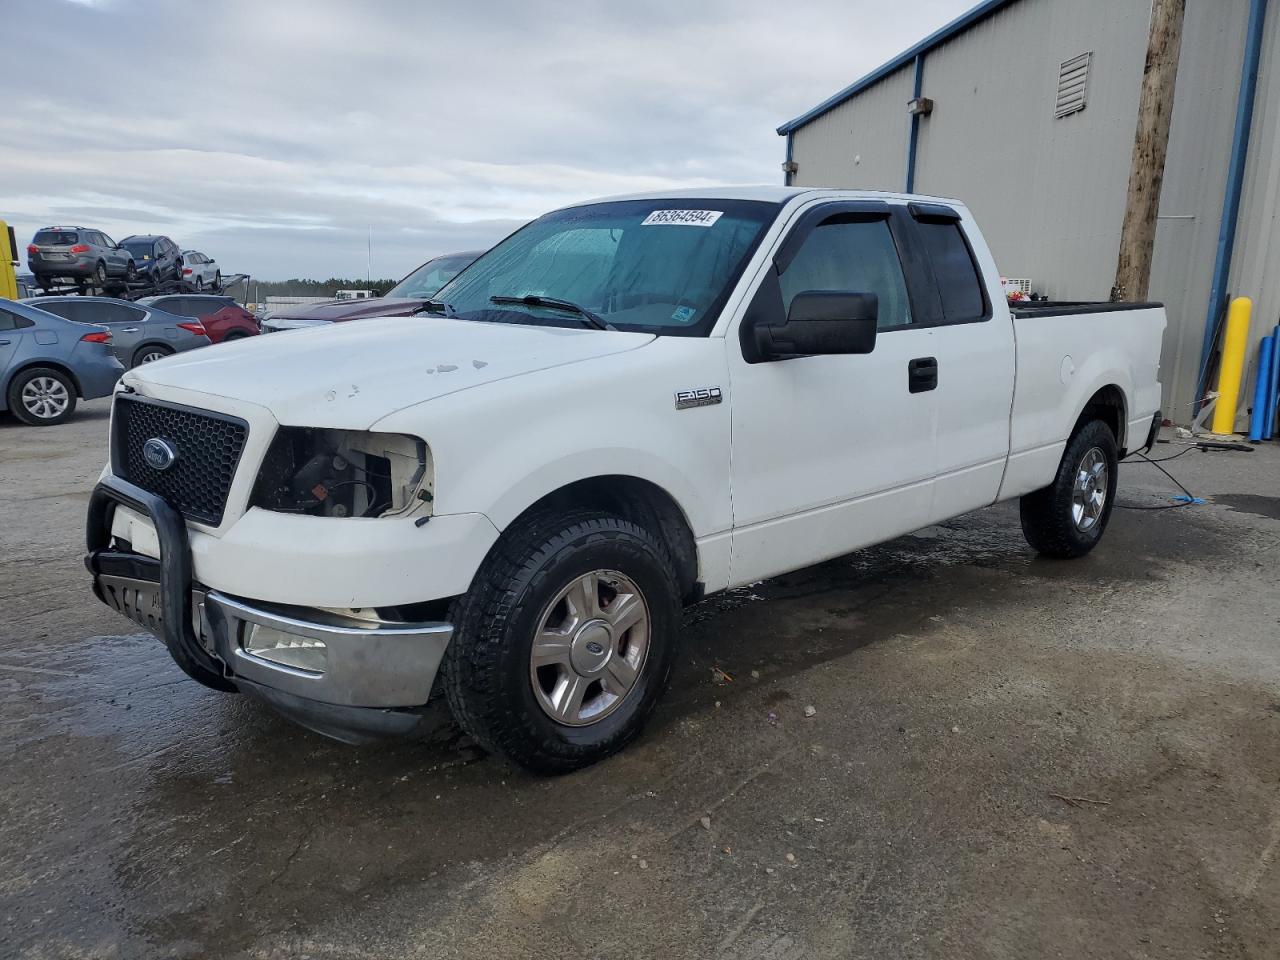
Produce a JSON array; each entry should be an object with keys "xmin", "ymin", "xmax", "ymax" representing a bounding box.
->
[
  {"xmin": 1249, "ymin": 335, "xmax": 1274, "ymax": 441},
  {"xmin": 1269, "ymin": 323, "xmax": 1280, "ymax": 438}
]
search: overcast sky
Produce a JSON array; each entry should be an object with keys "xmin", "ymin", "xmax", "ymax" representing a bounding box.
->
[{"xmin": 6, "ymin": 0, "xmax": 972, "ymax": 281}]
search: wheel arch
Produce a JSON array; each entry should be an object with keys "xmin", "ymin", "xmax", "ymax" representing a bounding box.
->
[
  {"xmin": 496, "ymin": 474, "xmax": 700, "ymax": 603},
  {"xmin": 1075, "ymin": 383, "xmax": 1128, "ymax": 452},
  {"xmin": 4, "ymin": 359, "xmax": 85, "ymax": 399}
]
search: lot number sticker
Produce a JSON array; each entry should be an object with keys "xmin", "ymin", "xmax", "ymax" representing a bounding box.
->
[{"xmin": 642, "ymin": 209, "xmax": 723, "ymax": 227}]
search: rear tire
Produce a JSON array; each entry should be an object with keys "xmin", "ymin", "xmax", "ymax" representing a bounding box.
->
[
  {"xmin": 1020, "ymin": 419, "xmax": 1119, "ymax": 558},
  {"xmin": 94, "ymin": 262, "xmax": 108, "ymax": 288},
  {"xmin": 195, "ymin": 277, "xmax": 203, "ymax": 291},
  {"xmin": 7, "ymin": 367, "xmax": 78, "ymax": 426},
  {"xmin": 442, "ymin": 509, "xmax": 681, "ymax": 774}
]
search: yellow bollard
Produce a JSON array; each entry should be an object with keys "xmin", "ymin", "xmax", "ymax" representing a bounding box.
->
[
  {"xmin": 0, "ymin": 220, "xmax": 18, "ymax": 301},
  {"xmin": 1212, "ymin": 296, "xmax": 1253, "ymax": 435}
]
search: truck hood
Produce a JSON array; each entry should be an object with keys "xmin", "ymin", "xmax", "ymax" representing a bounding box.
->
[{"xmin": 123, "ymin": 316, "xmax": 656, "ymax": 429}]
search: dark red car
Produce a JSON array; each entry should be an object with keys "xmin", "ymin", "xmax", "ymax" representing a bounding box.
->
[
  {"xmin": 260, "ymin": 250, "xmax": 483, "ymax": 332},
  {"xmin": 139, "ymin": 295, "xmax": 260, "ymax": 344}
]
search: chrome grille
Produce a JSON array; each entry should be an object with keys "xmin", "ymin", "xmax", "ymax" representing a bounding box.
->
[{"xmin": 112, "ymin": 395, "xmax": 248, "ymax": 526}]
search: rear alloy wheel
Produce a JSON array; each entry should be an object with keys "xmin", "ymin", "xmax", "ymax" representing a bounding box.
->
[
  {"xmin": 94, "ymin": 262, "xmax": 108, "ymax": 288},
  {"xmin": 126, "ymin": 261, "xmax": 138, "ymax": 283},
  {"xmin": 443, "ymin": 509, "xmax": 681, "ymax": 773},
  {"xmin": 195, "ymin": 277, "xmax": 203, "ymax": 291},
  {"xmin": 8, "ymin": 368, "xmax": 77, "ymax": 426},
  {"xmin": 133, "ymin": 345, "xmax": 173, "ymax": 366}
]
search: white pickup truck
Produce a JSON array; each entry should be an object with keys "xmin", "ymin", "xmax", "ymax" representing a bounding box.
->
[{"xmin": 87, "ymin": 187, "xmax": 1165, "ymax": 772}]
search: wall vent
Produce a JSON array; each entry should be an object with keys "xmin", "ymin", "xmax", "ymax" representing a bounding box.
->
[{"xmin": 1055, "ymin": 52, "xmax": 1091, "ymax": 118}]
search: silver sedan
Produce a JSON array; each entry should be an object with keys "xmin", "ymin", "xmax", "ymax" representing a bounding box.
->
[{"xmin": 20, "ymin": 296, "xmax": 212, "ymax": 368}]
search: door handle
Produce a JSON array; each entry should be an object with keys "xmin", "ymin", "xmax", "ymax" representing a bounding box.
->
[
  {"xmin": 121, "ymin": 327, "xmax": 141, "ymax": 333},
  {"xmin": 908, "ymin": 356, "xmax": 938, "ymax": 393},
  {"xmin": 0, "ymin": 339, "xmax": 11, "ymax": 345}
]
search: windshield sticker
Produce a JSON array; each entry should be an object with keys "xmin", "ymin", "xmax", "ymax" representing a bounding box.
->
[
  {"xmin": 670, "ymin": 305, "xmax": 697, "ymax": 323},
  {"xmin": 641, "ymin": 209, "xmax": 723, "ymax": 227}
]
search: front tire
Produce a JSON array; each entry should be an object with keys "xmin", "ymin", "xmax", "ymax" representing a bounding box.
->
[
  {"xmin": 8, "ymin": 367, "xmax": 78, "ymax": 425},
  {"xmin": 1020, "ymin": 419, "xmax": 1119, "ymax": 558},
  {"xmin": 442, "ymin": 510, "xmax": 681, "ymax": 774}
]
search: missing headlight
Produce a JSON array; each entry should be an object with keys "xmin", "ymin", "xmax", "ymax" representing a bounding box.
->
[{"xmin": 251, "ymin": 427, "xmax": 432, "ymax": 519}]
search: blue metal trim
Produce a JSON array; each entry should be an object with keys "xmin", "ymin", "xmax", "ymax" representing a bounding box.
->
[
  {"xmin": 776, "ymin": 0, "xmax": 1017, "ymax": 135},
  {"xmin": 906, "ymin": 54, "xmax": 926, "ymax": 192},
  {"xmin": 1196, "ymin": 0, "xmax": 1269, "ymax": 403}
]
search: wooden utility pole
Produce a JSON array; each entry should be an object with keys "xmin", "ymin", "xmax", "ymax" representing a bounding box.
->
[{"xmin": 1111, "ymin": 0, "xmax": 1186, "ymax": 302}]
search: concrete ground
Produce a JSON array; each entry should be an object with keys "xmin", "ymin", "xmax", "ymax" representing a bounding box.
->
[{"xmin": 2, "ymin": 398, "xmax": 1278, "ymax": 960}]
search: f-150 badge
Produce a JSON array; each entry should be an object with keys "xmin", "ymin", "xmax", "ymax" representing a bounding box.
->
[{"xmin": 674, "ymin": 387, "xmax": 722, "ymax": 410}]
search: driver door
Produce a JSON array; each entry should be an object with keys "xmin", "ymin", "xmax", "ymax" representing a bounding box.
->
[{"xmin": 726, "ymin": 201, "xmax": 939, "ymax": 587}]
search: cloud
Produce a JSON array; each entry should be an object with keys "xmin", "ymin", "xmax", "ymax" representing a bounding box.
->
[{"xmin": 5, "ymin": 0, "xmax": 974, "ymax": 279}]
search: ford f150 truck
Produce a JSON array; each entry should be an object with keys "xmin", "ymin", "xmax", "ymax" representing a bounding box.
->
[{"xmin": 86, "ymin": 187, "xmax": 1165, "ymax": 772}]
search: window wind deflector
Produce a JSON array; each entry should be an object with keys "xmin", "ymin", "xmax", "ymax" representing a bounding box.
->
[
  {"xmin": 774, "ymin": 200, "xmax": 891, "ymax": 275},
  {"xmin": 908, "ymin": 202, "xmax": 962, "ymax": 224}
]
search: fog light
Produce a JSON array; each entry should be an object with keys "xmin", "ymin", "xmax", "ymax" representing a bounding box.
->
[{"xmin": 244, "ymin": 624, "xmax": 327, "ymax": 673}]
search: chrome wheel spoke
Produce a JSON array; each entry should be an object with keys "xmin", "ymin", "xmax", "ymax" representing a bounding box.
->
[
  {"xmin": 605, "ymin": 591, "xmax": 644, "ymax": 636},
  {"xmin": 549, "ymin": 674, "xmax": 588, "ymax": 723},
  {"xmin": 604, "ymin": 654, "xmax": 638, "ymax": 694},
  {"xmin": 531, "ymin": 630, "xmax": 574, "ymax": 667},
  {"xmin": 567, "ymin": 572, "xmax": 600, "ymax": 620}
]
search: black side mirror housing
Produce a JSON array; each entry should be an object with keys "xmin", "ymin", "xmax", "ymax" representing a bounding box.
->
[{"xmin": 751, "ymin": 290, "xmax": 878, "ymax": 361}]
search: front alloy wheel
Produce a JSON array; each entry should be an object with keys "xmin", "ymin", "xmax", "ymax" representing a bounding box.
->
[
  {"xmin": 442, "ymin": 509, "xmax": 681, "ymax": 773},
  {"xmin": 530, "ymin": 570, "xmax": 650, "ymax": 726}
]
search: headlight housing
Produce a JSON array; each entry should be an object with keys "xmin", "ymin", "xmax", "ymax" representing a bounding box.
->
[{"xmin": 251, "ymin": 427, "xmax": 432, "ymax": 519}]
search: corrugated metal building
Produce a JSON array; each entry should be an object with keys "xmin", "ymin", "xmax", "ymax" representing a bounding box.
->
[{"xmin": 778, "ymin": 0, "xmax": 1279, "ymax": 424}]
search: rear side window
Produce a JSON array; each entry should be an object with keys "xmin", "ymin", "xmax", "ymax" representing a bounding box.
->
[
  {"xmin": 34, "ymin": 230, "xmax": 79, "ymax": 246},
  {"xmin": 915, "ymin": 221, "xmax": 986, "ymax": 322},
  {"xmin": 106, "ymin": 303, "xmax": 145, "ymax": 323},
  {"xmin": 0, "ymin": 308, "xmax": 19, "ymax": 331}
]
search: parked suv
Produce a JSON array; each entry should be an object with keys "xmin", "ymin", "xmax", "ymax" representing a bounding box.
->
[
  {"xmin": 180, "ymin": 251, "xmax": 221, "ymax": 291},
  {"xmin": 27, "ymin": 227, "xmax": 138, "ymax": 291},
  {"xmin": 118, "ymin": 235, "xmax": 184, "ymax": 290},
  {"xmin": 140, "ymin": 295, "xmax": 258, "ymax": 343}
]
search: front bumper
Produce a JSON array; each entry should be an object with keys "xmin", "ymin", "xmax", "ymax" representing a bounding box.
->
[{"xmin": 87, "ymin": 475, "xmax": 454, "ymax": 742}]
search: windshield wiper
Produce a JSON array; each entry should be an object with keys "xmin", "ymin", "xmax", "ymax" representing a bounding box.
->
[
  {"xmin": 489, "ymin": 294, "xmax": 615, "ymax": 331},
  {"xmin": 415, "ymin": 299, "xmax": 453, "ymax": 316}
]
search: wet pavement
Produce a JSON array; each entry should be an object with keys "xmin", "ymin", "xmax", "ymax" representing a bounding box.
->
[{"xmin": 3, "ymin": 399, "xmax": 1279, "ymax": 959}]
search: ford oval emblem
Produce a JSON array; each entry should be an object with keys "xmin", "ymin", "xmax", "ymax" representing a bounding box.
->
[{"xmin": 142, "ymin": 437, "xmax": 179, "ymax": 471}]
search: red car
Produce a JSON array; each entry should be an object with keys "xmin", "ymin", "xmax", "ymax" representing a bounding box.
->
[{"xmin": 139, "ymin": 294, "xmax": 260, "ymax": 344}]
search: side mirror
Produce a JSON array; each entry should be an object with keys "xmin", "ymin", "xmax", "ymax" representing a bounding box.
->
[{"xmin": 752, "ymin": 290, "xmax": 878, "ymax": 361}]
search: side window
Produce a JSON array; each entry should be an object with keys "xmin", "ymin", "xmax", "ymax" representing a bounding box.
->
[
  {"xmin": 101, "ymin": 233, "xmax": 116, "ymax": 247},
  {"xmin": 0, "ymin": 308, "xmax": 19, "ymax": 332},
  {"xmin": 778, "ymin": 217, "xmax": 912, "ymax": 329},
  {"xmin": 914, "ymin": 221, "xmax": 986, "ymax": 322},
  {"xmin": 35, "ymin": 301, "xmax": 74, "ymax": 320},
  {"xmin": 107, "ymin": 303, "xmax": 145, "ymax": 324}
]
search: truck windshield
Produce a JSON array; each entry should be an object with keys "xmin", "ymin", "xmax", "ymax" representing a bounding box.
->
[{"xmin": 430, "ymin": 199, "xmax": 778, "ymax": 335}]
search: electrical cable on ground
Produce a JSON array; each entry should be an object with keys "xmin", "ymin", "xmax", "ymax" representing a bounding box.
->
[{"xmin": 1115, "ymin": 449, "xmax": 1202, "ymax": 511}]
